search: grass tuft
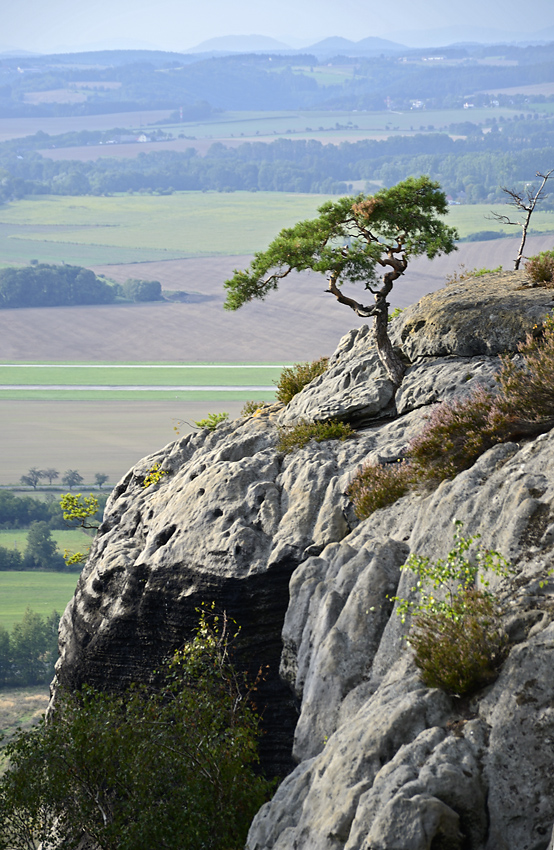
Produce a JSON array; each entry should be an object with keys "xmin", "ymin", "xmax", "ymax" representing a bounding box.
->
[
  {"xmin": 277, "ymin": 419, "xmax": 353, "ymax": 454},
  {"xmin": 274, "ymin": 357, "xmax": 329, "ymax": 405}
]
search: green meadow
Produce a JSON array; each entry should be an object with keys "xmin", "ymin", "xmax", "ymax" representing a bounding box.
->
[
  {"xmin": 0, "ymin": 572, "xmax": 80, "ymax": 630},
  {"xmin": 0, "ymin": 192, "xmax": 335, "ymax": 266},
  {"xmin": 0, "ymin": 528, "xmax": 93, "ymax": 554},
  {"xmin": 1, "ymin": 193, "xmax": 552, "ymax": 269},
  {"xmin": 0, "ymin": 363, "xmax": 284, "ymax": 401}
]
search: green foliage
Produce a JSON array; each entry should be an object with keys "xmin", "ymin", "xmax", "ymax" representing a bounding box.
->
[
  {"xmin": 275, "ymin": 358, "xmax": 329, "ymax": 404},
  {"xmin": 0, "ymin": 264, "xmax": 115, "ymax": 309},
  {"xmin": 392, "ymin": 521, "xmax": 511, "ymax": 624},
  {"xmin": 524, "ymin": 249, "xmax": 554, "ymax": 285},
  {"xmin": 60, "ymin": 493, "xmax": 100, "ymax": 527},
  {"xmin": 0, "ymin": 608, "xmax": 59, "ymax": 687},
  {"xmin": 24, "ymin": 522, "xmax": 64, "ymax": 571},
  {"xmin": 60, "ymin": 493, "xmax": 101, "ymax": 566},
  {"xmin": 142, "ymin": 463, "xmax": 170, "ymax": 489},
  {"xmin": 241, "ymin": 400, "xmax": 269, "ymax": 417},
  {"xmin": 277, "ymin": 419, "xmax": 354, "ymax": 454},
  {"xmin": 392, "ymin": 522, "xmax": 511, "ymax": 696},
  {"xmin": 387, "ymin": 307, "xmax": 405, "ymax": 322},
  {"xmin": 471, "ymin": 265, "xmax": 503, "ymax": 276},
  {"xmin": 193, "ymin": 412, "xmax": 229, "ymax": 431},
  {"xmin": 121, "ymin": 278, "xmax": 163, "ymax": 302},
  {"xmin": 409, "ymin": 589, "xmax": 507, "ymax": 695},
  {"xmin": 223, "ymin": 177, "xmax": 457, "ymax": 311},
  {"xmin": 0, "ymin": 609, "xmax": 271, "ymax": 849},
  {"xmin": 347, "ymin": 461, "xmax": 413, "ymax": 519}
]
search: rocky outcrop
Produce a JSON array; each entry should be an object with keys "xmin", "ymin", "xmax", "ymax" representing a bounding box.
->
[{"xmin": 54, "ymin": 271, "xmax": 554, "ymax": 848}]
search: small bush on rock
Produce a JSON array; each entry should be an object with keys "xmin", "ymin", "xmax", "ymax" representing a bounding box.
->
[
  {"xmin": 194, "ymin": 412, "xmax": 229, "ymax": 431},
  {"xmin": 392, "ymin": 521, "xmax": 511, "ymax": 696},
  {"xmin": 241, "ymin": 400, "xmax": 268, "ymax": 417},
  {"xmin": 275, "ymin": 357, "xmax": 329, "ymax": 405},
  {"xmin": 277, "ymin": 419, "xmax": 353, "ymax": 454},
  {"xmin": 497, "ymin": 312, "xmax": 554, "ymax": 421},
  {"xmin": 524, "ymin": 249, "xmax": 554, "ymax": 285},
  {"xmin": 409, "ymin": 589, "xmax": 507, "ymax": 695},
  {"xmin": 347, "ymin": 461, "xmax": 413, "ymax": 518},
  {"xmin": 407, "ymin": 387, "xmax": 510, "ymax": 484}
]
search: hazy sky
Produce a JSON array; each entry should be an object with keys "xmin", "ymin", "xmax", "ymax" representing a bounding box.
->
[{"xmin": 3, "ymin": 0, "xmax": 554, "ymax": 54}]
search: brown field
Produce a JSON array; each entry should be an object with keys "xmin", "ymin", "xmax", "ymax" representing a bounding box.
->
[
  {"xmin": 0, "ymin": 686, "xmax": 49, "ymax": 742},
  {"xmin": 0, "ymin": 399, "xmax": 244, "ymax": 485},
  {"xmin": 1, "ymin": 235, "xmax": 553, "ymax": 364},
  {"xmin": 1, "ymin": 235, "xmax": 553, "ymax": 486},
  {"xmin": 0, "ymin": 110, "xmax": 173, "ymax": 143},
  {"xmin": 23, "ymin": 90, "xmax": 88, "ymax": 105},
  {"xmin": 39, "ymin": 137, "xmax": 247, "ymax": 161}
]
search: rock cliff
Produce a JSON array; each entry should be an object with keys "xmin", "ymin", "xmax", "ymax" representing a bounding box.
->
[{"xmin": 54, "ymin": 272, "xmax": 554, "ymax": 849}]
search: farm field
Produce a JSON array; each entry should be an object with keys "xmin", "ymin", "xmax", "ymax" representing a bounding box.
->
[
  {"xmin": 0, "ymin": 571, "xmax": 79, "ymax": 630},
  {"xmin": 1, "ymin": 193, "xmax": 553, "ymax": 272},
  {"xmin": 0, "ymin": 364, "xmax": 284, "ymax": 401},
  {"xmin": 0, "ymin": 686, "xmax": 50, "ymax": 743},
  {"xmin": 0, "ymin": 528, "xmax": 94, "ymax": 555},
  {"xmin": 0, "ymin": 192, "xmax": 336, "ymax": 267},
  {"xmin": 0, "ymin": 109, "xmax": 174, "ymax": 143},
  {"xmin": 35, "ymin": 106, "xmax": 528, "ymax": 162},
  {"xmin": 0, "ymin": 399, "xmax": 246, "ymax": 486}
]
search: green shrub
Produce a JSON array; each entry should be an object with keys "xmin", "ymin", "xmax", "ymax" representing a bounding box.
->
[
  {"xmin": 347, "ymin": 461, "xmax": 413, "ymax": 518},
  {"xmin": 277, "ymin": 419, "xmax": 353, "ymax": 454},
  {"xmin": 391, "ymin": 522, "xmax": 511, "ymax": 696},
  {"xmin": 193, "ymin": 412, "xmax": 229, "ymax": 431},
  {"xmin": 275, "ymin": 357, "xmax": 329, "ymax": 405},
  {"xmin": 241, "ymin": 400, "xmax": 268, "ymax": 417},
  {"xmin": 0, "ymin": 609, "xmax": 271, "ymax": 850},
  {"xmin": 409, "ymin": 589, "xmax": 507, "ymax": 695},
  {"xmin": 524, "ymin": 249, "xmax": 554, "ymax": 285}
]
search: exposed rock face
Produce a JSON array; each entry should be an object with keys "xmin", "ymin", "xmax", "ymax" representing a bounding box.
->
[{"xmin": 54, "ymin": 272, "xmax": 554, "ymax": 848}]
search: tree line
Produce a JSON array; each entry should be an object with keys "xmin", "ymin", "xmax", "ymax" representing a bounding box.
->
[
  {"xmin": 2, "ymin": 117, "xmax": 554, "ymax": 202},
  {"xmin": 0, "ymin": 264, "xmax": 164, "ymax": 309}
]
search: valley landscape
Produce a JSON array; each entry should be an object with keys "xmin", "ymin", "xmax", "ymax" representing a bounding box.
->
[{"xmin": 1, "ymin": 12, "xmax": 554, "ymax": 849}]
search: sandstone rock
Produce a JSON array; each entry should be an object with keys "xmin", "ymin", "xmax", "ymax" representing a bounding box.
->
[
  {"xmin": 391, "ymin": 272, "xmax": 554, "ymax": 360},
  {"xmin": 278, "ymin": 325, "xmax": 395, "ymax": 426},
  {"xmin": 52, "ymin": 274, "xmax": 554, "ymax": 848}
]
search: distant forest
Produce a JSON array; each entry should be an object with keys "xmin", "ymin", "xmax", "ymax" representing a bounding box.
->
[
  {"xmin": 1, "ymin": 42, "xmax": 554, "ymax": 202},
  {"xmin": 1, "ymin": 120, "xmax": 554, "ymax": 202},
  {"xmin": 2, "ymin": 42, "xmax": 554, "ymax": 115}
]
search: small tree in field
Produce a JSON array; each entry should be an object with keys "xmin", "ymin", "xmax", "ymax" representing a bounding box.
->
[
  {"xmin": 20, "ymin": 468, "xmax": 45, "ymax": 490},
  {"xmin": 94, "ymin": 473, "xmax": 109, "ymax": 488},
  {"xmin": 61, "ymin": 470, "xmax": 83, "ymax": 490},
  {"xmin": 224, "ymin": 176, "xmax": 458, "ymax": 387}
]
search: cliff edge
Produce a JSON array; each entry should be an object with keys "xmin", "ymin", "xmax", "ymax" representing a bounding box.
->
[{"xmin": 54, "ymin": 272, "xmax": 554, "ymax": 849}]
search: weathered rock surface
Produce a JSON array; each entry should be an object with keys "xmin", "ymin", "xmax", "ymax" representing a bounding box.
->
[
  {"xmin": 391, "ymin": 271, "xmax": 554, "ymax": 359},
  {"xmin": 53, "ymin": 272, "xmax": 554, "ymax": 848}
]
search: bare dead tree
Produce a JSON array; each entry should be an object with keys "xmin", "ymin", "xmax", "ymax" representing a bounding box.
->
[{"xmin": 487, "ymin": 169, "xmax": 553, "ymax": 270}]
